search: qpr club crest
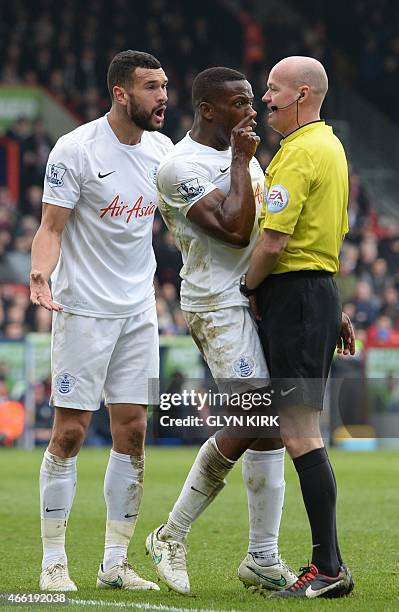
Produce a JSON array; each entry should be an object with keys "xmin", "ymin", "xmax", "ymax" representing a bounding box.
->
[
  {"xmin": 56, "ymin": 373, "xmax": 77, "ymax": 394},
  {"xmin": 232, "ymin": 356, "xmax": 255, "ymax": 378},
  {"xmin": 46, "ymin": 163, "xmax": 67, "ymax": 188},
  {"xmin": 177, "ymin": 178, "xmax": 205, "ymax": 202},
  {"xmin": 148, "ymin": 165, "xmax": 159, "ymax": 186}
]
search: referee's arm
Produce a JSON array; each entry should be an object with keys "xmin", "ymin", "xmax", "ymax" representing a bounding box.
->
[{"xmin": 245, "ymin": 229, "xmax": 289, "ymax": 290}]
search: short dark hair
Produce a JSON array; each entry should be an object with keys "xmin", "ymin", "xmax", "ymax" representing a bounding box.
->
[
  {"xmin": 107, "ymin": 50, "xmax": 161, "ymax": 100},
  {"xmin": 192, "ymin": 67, "xmax": 247, "ymax": 109}
]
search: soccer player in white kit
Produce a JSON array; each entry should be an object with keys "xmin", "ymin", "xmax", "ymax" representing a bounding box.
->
[
  {"xmin": 146, "ymin": 68, "xmax": 297, "ymax": 595},
  {"xmin": 30, "ymin": 50, "xmax": 173, "ymax": 592}
]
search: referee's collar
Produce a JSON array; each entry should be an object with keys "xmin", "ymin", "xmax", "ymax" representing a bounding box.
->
[{"xmin": 281, "ymin": 120, "xmax": 326, "ymax": 144}]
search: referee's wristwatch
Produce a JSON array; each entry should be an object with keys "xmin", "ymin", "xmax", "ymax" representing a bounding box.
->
[{"xmin": 239, "ymin": 274, "xmax": 257, "ymax": 297}]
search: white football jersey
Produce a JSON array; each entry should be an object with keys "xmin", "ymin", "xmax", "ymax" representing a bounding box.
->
[
  {"xmin": 157, "ymin": 133, "xmax": 264, "ymax": 311},
  {"xmin": 43, "ymin": 115, "xmax": 173, "ymax": 317}
]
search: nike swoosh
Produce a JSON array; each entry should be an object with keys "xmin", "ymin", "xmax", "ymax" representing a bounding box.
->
[
  {"xmin": 98, "ymin": 171, "xmax": 115, "ymax": 179},
  {"xmin": 190, "ymin": 485, "xmax": 208, "ymax": 497},
  {"xmin": 305, "ymin": 580, "xmax": 344, "ymax": 598},
  {"xmin": 98, "ymin": 575, "xmax": 123, "ymax": 588},
  {"xmin": 280, "ymin": 386, "xmax": 296, "ymax": 397},
  {"xmin": 124, "ymin": 513, "xmax": 138, "ymax": 519},
  {"xmin": 220, "ymin": 166, "xmax": 230, "ymax": 173},
  {"xmin": 150, "ymin": 533, "xmax": 162, "ymax": 565},
  {"xmin": 45, "ymin": 507, "xmax": 65, "ymax": 513},
  {"xmin": 246, "ymin": 565, "xmax": 287, "ymax": 587}
]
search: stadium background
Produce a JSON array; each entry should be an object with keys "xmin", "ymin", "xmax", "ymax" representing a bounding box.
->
[
  {"xmin": 1, "ymin": 2, "xmax": 399, "ymax": 610},
  {"xmin": 0, "ymin": 0, "xmax": 398, "ymax": 450}
]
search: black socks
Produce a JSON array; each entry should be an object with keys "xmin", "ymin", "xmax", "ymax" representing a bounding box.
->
[{"xmin": 293, "ymin": 447, "xmax": 341, "ymax": 576}]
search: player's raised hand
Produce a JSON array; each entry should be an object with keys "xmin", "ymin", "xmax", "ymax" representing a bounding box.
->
[
  {"xmin": 30, "ymin": 270, "xmax": 62, "ymax": 311},
  {"xmin": 231, "ymin": 112, "xmax": 260, "ymax": 162}
]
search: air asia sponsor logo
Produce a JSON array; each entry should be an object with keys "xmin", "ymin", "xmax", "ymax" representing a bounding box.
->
[
  {"xmin": 254, "ymin": 182, "xmax": 264, "ymax": 205},
  {"xmin": 100, "ymin": 195, "xmax": 157, "ymax": 223},
  {"xmin": 267, "ymin": 184, "xmax": 289, "ymax": 213},
  {"xmin": 46, "ymin": 164, "xmax": 67, "ymax": 187}
]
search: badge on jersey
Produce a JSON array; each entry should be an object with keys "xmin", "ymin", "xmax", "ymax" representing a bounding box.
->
[
  {"xmin": 267, "ymin": 184, "xmax": 289, "ymax": 213},
  {"xmin": 148, "ymin": 165, "xmax": 159, "ymax": 186},
  {"xmin": 56, "ymin": 373, "xmax": 77, "ymax": 394},
  {"xmin": 46, "ymin": 163, "xmax": 67, "ymax": 188},
  {"xmin": 177, "ymin": 178, "xmax": 205, "ymax": 202},
  {"xmin": 232, "ymin": 356, "xmax": 255, "ymax": 378}
]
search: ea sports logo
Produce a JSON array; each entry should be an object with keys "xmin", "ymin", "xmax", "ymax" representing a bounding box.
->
[{"xmin": 267, "ymin": 184, "xmax": 289, "ymax": 213}]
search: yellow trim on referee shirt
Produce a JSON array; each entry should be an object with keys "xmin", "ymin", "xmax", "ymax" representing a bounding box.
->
[{"xmin": 259, "ymin": 121, "xmax": 349, "ymax": 274}]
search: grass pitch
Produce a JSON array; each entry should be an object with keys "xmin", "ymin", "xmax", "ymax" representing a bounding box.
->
[{"xmin": 1, "ymin": 447, "xmax": 398, "ymax": 611}]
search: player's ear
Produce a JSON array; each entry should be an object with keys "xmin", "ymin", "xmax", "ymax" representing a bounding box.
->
[
  {"xmin": 199, "ymin": 101, "xmax": 214, "ymax": 120},
  {"xmin": 113, "ymin": 85, "xmax": 127, "ymax": 106}
]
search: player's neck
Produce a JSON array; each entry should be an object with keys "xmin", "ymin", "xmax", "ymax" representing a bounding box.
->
[
  {"xmin": 189, "ymin": 124, "xmax": 229, "ymax": 151},
  {"xmin": 107, "ymin": 109, "xmax": 143, "ymax": 145}
]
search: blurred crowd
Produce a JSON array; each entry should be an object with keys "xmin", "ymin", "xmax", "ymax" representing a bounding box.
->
[
  {"xmin": 1, "ymin": 0, "xmax": 399, "ymax": 446},
  {"xmin": 2, "ymin": 111, "xmax": 399, "ymax": 347},
  {"xmin": 1, "ymin": 0, "xmax": 241, "ymax": 127},
  {"xmin": 285, "ymin": 0, "xmax": 399, "ymax": 125},
  {"xmin": 350, "ymin": 0, "xmax": 399, "ymax": 124},
  {"xmin": 1, "ymin": 0, "xmax": 398, "ymax": 345}
]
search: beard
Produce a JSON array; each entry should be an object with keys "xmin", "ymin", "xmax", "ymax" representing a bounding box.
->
[{"xmin": 126, "ymin": 96, "xmax": 163, "ymax": 131}]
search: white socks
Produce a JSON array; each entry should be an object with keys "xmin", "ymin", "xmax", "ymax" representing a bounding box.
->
[
  {"xmin": 40, "ymin": 445, "xmax": 284, "ymax": 572},
  {"xmin": 102, "ymin": 450, "xmax": 144, "ymax": 571},
  {"xmin": 242, "ymin": 447, "xmax": 285, "ymax": 564},
  {"xmin": 40, "ymin": 449, "xmax": 77, "ymax": 570},
  {"xmin": 160, "ymin": 438, "xmax": 235, "ymax": 543}
]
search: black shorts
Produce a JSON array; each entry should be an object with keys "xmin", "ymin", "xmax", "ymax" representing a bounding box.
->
[{"xmin": 257, "ymin": 271, "xmax": 342, "ymax": 411}]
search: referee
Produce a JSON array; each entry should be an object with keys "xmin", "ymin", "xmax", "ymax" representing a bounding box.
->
[{"xmin": 243, "ymin": 56, "xmax": 355, "ymax": 599}]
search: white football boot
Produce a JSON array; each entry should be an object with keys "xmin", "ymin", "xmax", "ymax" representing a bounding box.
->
[
  {"xmin": 238, "ymin": 552, "xmax": 297, "ymax": 592},
  {"xmin": 145, "ymin": 525, "xmax": 190, "ymax": 595},
  {"xmin": 39, "ymin": 563, "xmax": 77, "ymax": 591},
  {"xmin": 96, "ymin": 558, "xmax": 159, "ymax": 590}
]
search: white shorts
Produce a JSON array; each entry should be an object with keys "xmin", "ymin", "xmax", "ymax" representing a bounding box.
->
[
  {"xmin": 184, "ymin": 306, "xmax": 269, "ymax": 392},
  {"xmin": 51, "ymin": 306, "xmax": 159, "ymax": 410}
]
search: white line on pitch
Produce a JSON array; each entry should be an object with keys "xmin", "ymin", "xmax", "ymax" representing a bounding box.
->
[{"xmin": 68, "ymin": 598, "xmax": 233, "ymax": 612}]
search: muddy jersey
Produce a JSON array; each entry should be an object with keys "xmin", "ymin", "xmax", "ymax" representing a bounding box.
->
[
  {"xmin": 43, "ymin": 114, "xmax": 173, "ymax": 317},
  {"xmin": 157, "ymin": 133, "xmax": 264, "ymax": 311}
]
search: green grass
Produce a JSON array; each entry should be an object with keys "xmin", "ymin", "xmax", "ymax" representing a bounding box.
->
[{"xmin": 1, "ymin": 447, "xmax": 399, "ymax": 611}]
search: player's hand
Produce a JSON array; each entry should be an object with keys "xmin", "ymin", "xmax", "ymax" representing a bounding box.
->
[
  {"xmin": 336, "ymin": 312, "xmax": 355, "ymax": 355},
  {"xmin": 231, "ymin": 112, "xmax": 260, "ymax": 162},
  {"xmin": 30, "ymin": 270, "xmax": 62, "ymax": 312},
  {"xmin": 248, "ymin": 294, "xmax": 261, "ymax": 321}
]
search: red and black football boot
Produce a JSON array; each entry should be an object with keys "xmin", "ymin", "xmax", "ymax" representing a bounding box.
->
[{"xmin": 271, "ymin": 562, "xmax": 354, "ymax": 599}]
